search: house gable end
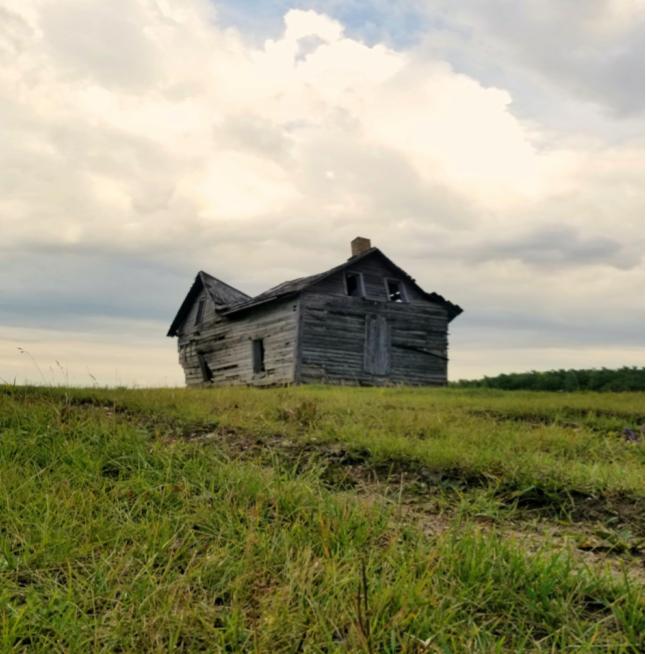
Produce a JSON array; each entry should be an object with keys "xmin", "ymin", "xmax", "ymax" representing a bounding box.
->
[
  {"xmin": 308, "ymin": 249, "xmax": 463, "ymax": 320},
  {"xmin": 309, "ymin": 250, "xmax": 425, "ymax": 303},
  {"xmin": 222, "ymin": 247, "xmax": 462, "ymax": 321},
  {"xmin": 167, "ymin": 272, "xmax": 250, "ymax": 337}
]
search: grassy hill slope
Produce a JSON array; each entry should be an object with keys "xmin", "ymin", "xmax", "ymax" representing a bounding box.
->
[{"xmin": 1, "ymin": 385, "xmax": 644, "ymax": 652}]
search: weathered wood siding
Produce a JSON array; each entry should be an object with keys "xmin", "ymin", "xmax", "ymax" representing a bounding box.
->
[
  {"xmin": 175, "ymin": 290, "xmax": 215, "ymax": 337},
  {"xmin": 296, "ymin": 252, "xmax": 450, "ymax": 386},
  {"xmin": 297, "ymin": 292, "xmax": 449, "ymax": 386},
  {"xmin": 177, "ymin": 298, "xmax": 299, "ymax": 387},
  {"xmin": 364, "ymin": 314, "xmax": 391, "ymax": 375},
  {"xmin": 310, "ymin": 255, "xmax": 428, "ymax": 302}
]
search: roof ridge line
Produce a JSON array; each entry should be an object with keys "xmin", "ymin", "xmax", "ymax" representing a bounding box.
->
[{"xmin": 198, "ymin": 270, "xmax": 251, "ymax": 299}]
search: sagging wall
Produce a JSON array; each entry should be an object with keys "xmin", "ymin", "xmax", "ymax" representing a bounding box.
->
[
  {"xmin": 177, "ymin": 297, "xmax": 299, "ymax": 387},
  {"xmin": 296, "ymin": 291, "xmax": 449, "ymax": 386}
]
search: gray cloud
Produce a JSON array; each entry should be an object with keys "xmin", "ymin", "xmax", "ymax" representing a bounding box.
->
[
  {"xmin": 456, "ymin": 311, "xmax": 644, "ymax": 348},
  {"xmin": 0, "ymin": 249, "xmax": 189, "ymax": 328},
  {"xmin": 474, "ymin": 225, "xmax": 636, "ymax": 269},
  {"xmin": 418, "ymin": 0, "xmax": 644, "ymax": 124}
]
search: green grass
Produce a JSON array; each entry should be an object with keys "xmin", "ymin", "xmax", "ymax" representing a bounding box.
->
[
  {"xmin": 0, "ymin": 385, "xmax": 643, "ymax": 652},
  {"xmin": 21, "ymin": 384, "xmax": 642, "ymax": 498}
]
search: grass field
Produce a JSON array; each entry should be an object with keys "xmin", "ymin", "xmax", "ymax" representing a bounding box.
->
[{"xmin": 0, "ymin": 384, "xmax": 644, "ymax": 652}]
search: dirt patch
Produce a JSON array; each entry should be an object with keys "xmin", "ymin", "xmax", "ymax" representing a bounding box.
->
[
  {"xmin": 171, "ymin": 425, "xmax": 644, "ymax": 540},
  {"xmin": 33, "ymin": 392, "xmax": 642, "ymax": 540}
]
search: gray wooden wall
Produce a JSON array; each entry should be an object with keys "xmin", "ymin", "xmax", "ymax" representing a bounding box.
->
[
  {"xmin": 296, "ymin": 293, "xmax": 448, "ymax": 386},
  {"xmin": 296, "ymin": 257, "xmax": 450, "ymax": 386},
  {"xmin": 176, "ymin": 296, "xmax": 299, "ymax": 387},
  {"xmin": 310, "ymin": 256, "xmax": 428, "ymax": 303}
]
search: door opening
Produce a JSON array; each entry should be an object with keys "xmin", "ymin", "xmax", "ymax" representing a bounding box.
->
[{"xmin": 364, "ymin": 315, "xmax": 390, "ymax": 375}]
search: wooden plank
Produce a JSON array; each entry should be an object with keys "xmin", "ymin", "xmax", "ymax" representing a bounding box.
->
[
  {"xmin": 363, "ymin": 315, "xmax": 391, "ymax": 375},
  {"xmin": 177, "ymin": 298, "xmax": 299, "ymax": 387},
  {"xmin": 296, "ymin": 291, "xmax": 450, "ymax": 386}
]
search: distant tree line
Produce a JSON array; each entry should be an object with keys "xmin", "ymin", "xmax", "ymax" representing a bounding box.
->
[{"xmin": 452, "ymin": 367, "xmax": 645, "ymax": 392}]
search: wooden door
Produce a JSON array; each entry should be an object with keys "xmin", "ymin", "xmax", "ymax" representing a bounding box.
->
[{"xmin": 364, "ymin": 314, "xmax": 391, "ymax": 375}]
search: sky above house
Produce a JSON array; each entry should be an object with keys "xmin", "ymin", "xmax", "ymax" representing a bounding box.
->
[{"xmin": 1, "ymin": 0, "xmax": 644, "ymax": 386}]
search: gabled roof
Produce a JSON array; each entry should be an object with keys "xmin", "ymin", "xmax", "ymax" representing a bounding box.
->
[
  {"xmin": 167, "ymin": 271, "xmax": 250, "ymax": 336},
  {"xmin": 223, "ymin": 247, "xmax": 462, "ymax": 321},
  {"xmin": 201, "ymin": 271, "xmax": 251, "ymax": 306},
  {"xmin": 167, "ymin": 248, "xmax": 462, "ymax": 337}
]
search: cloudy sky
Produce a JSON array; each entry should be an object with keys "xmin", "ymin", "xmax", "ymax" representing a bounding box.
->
[{"xmin": 1, "ymin": 0, "xmax": 644, "ymax": 386}]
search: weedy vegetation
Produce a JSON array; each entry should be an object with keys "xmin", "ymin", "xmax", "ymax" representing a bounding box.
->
[{"xmin": 0, "ymin": 384, "xmax": 644, "ymax": 652}]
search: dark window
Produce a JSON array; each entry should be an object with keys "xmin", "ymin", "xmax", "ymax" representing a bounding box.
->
[
  {"xmin": 195, "ymin": 299, "xmax": 206, "ymax": 325},
  {"xmin": 386, "ymin": 279, "xmax": 405, "ymax": 303},
  {"xmin": 252, "ymin": 338, "xmax": 265, "ymax": 373},
  {"xmin": 345, "ymin": 272, "xmax": 363, "ymax": 297},
  {"xmin": 197, "ymin": 353, "xmax": 213, "ymax": 382}
]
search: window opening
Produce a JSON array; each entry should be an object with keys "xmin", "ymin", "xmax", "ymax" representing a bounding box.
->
[
  {"xmin": 252, "ymin": 338, "xmax": 265, "ymax": 373},
  {"xmin": 195, "ymin": 298, "xmax": 206, "ymax": 325},
  {"xmin": 386, "ymin": 279, "xmax": 405, "ymax": 303},
  {"xmin": 345, "ymin": 272, "xmax": 363, "ymax": 297},
  {"xmin": 197, "ymin": 353, "xmax": 213, "ymax": 382}
]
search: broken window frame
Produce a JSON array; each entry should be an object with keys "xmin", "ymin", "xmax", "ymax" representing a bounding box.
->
[
  {"xmin": 385, "ymin": 278, "xmax": 406, "ymax": 303},
  {"xmin": 344, "ymin": 271, "xmax": 365, "ymax": 298}
]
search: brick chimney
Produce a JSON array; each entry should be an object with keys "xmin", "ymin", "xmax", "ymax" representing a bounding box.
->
[{"xmin": 351, "ymin": 236, "xmax": 372, "ymax": 257}]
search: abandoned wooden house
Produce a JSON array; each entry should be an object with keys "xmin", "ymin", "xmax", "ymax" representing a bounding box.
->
[{"xmin": 167, "ymin": 237, "xmax": 462, "ymax": 387}]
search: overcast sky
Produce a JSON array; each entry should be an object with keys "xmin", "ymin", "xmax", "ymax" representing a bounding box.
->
[{"xmin": 1, "ymin": 0, "xmax": 644, "ymax": 386}]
